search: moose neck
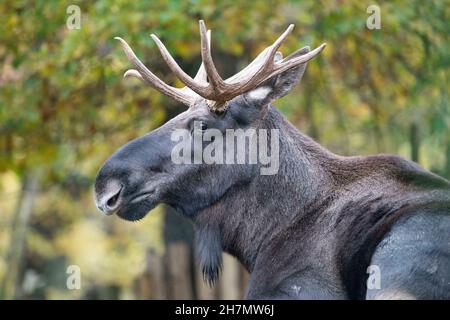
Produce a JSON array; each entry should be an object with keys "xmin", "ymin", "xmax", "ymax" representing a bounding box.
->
[{"xmin": 193, "ymin": 106, "xmax": 338, "ymax": 276}]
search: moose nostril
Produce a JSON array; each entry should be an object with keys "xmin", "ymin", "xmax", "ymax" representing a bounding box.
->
[
  {"xmin": 96, "ymin": 182, "xmax": 123, "ymax": 215},
  {"xmin": 105, "ymin": 186, "xmax": 122, "ymax": 210},
  {"xmin": 106, "ymin": 190, "xmax": 121, "ymax": 208}
]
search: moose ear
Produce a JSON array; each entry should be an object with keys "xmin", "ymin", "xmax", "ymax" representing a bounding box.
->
[
  {"xmin": 269, "ymin": 46, "xmax": 310, "ymax": 100},
  {"xmin": 244, "ymin": 46, "xmax": 311, "ymax": 103}
]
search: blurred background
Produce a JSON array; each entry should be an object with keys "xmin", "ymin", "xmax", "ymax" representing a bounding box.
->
[{"xmin": 0, "ymin": 0, "xmax": 448, "ymax": 299}]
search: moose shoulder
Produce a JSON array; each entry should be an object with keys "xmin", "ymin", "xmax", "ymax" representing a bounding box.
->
[{"xmin": 94, "ymin": 21, "xmax": 450, "ymax": 300}]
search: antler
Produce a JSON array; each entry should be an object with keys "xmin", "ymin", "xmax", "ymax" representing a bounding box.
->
[{"xmin": 115, "ymin": 20, "xmax": 326, "ymax": 111}]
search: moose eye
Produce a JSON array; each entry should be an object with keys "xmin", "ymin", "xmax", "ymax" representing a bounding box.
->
[
  {"xmin": 193, "ymin": 121, "xmax": 207, "ymax": 131},
  {"xmin": 190, "ymin": 120, "xmax": 208, "ymax": 134}
]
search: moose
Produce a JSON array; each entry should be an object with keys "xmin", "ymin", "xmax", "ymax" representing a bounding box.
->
[{"xmin": 95, "ymin": 21, "xmax": 450, "ymax": 299}]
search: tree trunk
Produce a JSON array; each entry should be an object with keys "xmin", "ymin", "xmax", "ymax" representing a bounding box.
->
[
  {"xmin": 444, "ymin": 141, "xmax": 450, "ymax": 180},
  {"xmin": 240, "ymin": 267, "xmax": 249, "ymax": 297},
  {"xmin": 219, "ymin": 253, "xmax": 241, "ymax": 299},
  {"xmin": 0, "ymin": 170, "xmax": 41, "ymax": 299},
  {"xmin": 136, "ymin": 249, "xmax": 167, "ymax": 299},
  {"xmin": 410, "ymin": 122, "xmax": 420, "ymax": 164},
  {"xmin": 163, "ymin": 205, "xmax": 195, "ymax": 299},
  {"xmin": 303, "ymin": 81, "xmax": 319, "ymax": 141},
  {"xmin": 166, "ymin": 241, "xmax": 193, "ymax": 299}
]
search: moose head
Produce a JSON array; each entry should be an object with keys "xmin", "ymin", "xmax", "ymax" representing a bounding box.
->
[{"xmin": 94, "ymin": 21, "xmax": 325, "ymax": 222}]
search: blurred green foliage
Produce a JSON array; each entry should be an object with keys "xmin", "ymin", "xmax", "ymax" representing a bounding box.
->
[{"xmin": 0, "ymin": 0, "xmax": 448, "ymax": 299}]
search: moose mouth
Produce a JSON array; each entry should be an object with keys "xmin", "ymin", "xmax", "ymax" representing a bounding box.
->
[{"xmin": 116, "ymin": 190, "xmax": 158, "ymax": 222}]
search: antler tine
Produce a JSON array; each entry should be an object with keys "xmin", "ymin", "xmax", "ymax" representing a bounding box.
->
[
  {"xmin": 266, "ymin": 24, "xmax": 294, "ymax": 63},
  {"xmin": 150, "ymin": 33, "xmax": 211, "ymax": 97},
  {"xmin": 199, "ymin": 20, "xmax": 226, "ymax": 96},
  {"xmin": 270, "ymin": 43, "xmax": 327, "ymax": 78},
  {"xmin": 193, "ymin": 30, "xmax": 210, "ymax": 84},
  {"xmin": 223, "ymin": 24, "xmax": 295, "ymax": 90},
  {"xmin": 124, "ymin": 69, "xmax": 144, "ymax": 81},
  {"xmin": 115, "ymin": 37, "xmax": 196, "ymax": 106}
]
